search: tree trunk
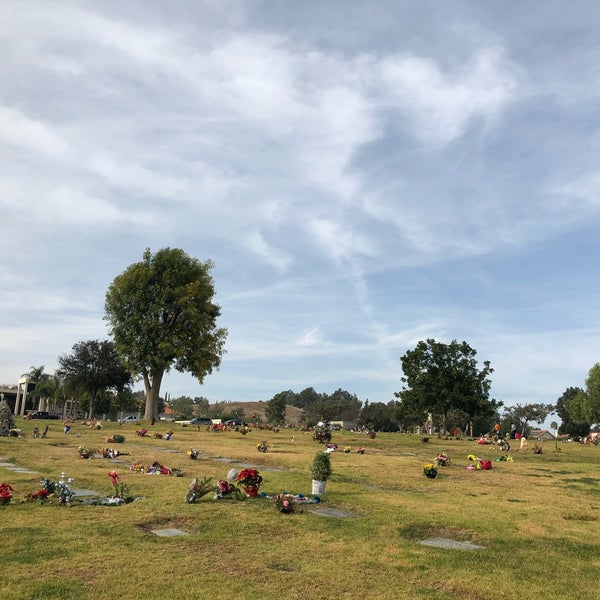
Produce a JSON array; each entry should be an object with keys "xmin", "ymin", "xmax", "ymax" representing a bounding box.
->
[{"xmin": 143, "ymin": 371, "xmax": 163, "ymax": 420}]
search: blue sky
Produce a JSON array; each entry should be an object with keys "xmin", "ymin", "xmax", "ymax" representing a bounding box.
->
[{"xmin": 2, "ymin": 1, "xmax": 599, "ymax": 427}]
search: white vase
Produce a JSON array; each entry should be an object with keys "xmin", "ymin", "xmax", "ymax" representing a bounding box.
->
[{"xmin": 311, "ymin": 479, "xmax": 326, "ymax": 495}]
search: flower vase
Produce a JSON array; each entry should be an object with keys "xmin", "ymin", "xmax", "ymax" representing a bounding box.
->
[
  {"xmin": 243, "ymin": 486, "xmax": 260, "ymax": 497},
  {"xmin": 311, "ymin": 479, "xmax": 327, "ymax": 495},
  {"xmin": 425, "ymin": 472, "xmax": 437, "ymax": 479}
]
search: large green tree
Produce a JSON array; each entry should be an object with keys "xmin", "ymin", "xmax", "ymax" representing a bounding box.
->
[
  {"xmin": 57, "ymin": 340, "xmax": 132, "ymax": 419},
  {"xmin": 266, "ymin": 390, "xmax": 293, "ymax": 425},
  {"xmin": 567, "ymin": 364, "xmax": 600, "ymax": 427},
  {"xmin": 556, "ymin": 386, "xmax": 589, "ymax": 436},
  {"xmin": 501, "ymin": 403, "xmax": 555, "ymax": 436},
  {"xmin": 396, "ymin": 339, "xmax": 495, "ymax": 434},
  {"xmin": 104, "ymin": 248, "xmax": 227, "ymax": 420}
]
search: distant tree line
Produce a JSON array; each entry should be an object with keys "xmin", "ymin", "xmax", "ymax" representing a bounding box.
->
[{"xmin": 16, "ymin": 247, "xmax": 600, "ymax": 433}]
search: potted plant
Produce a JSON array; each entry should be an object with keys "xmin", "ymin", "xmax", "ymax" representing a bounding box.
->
[
  {"xmin": 423, "ymin": 463, "xmax": 438, "ymax": 479},
  {"xmin": 311, "ymin": 451, "xmax": 332, "ymax": 495},
  {"xmin": 236, "ymin": 468, "xmax": 263, "ymax": 497}
]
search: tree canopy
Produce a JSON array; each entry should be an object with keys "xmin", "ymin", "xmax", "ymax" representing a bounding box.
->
[
  {"xmin": 555, "ymin": 386, "xmax": 589, "ymax": 436},
  {"xmin": 104, "ymin": 248, "xmax": 227, "ymax": 420},
  {"xmin": 396, "ymin": 339, "xmax": 496, "ymax": 434},
  {"xmin": 57, "ymin": 339, "xmax": 132, "ymax": 418},
  {"xmin": 566, "ymin": 363, "xmax": 600, "ymax": 427},
  {"xmin": 265, "ymin": 391, "xmax": 289, "ymax": 425},
  {"xmin": 501, "ymin": 403, "xmax": 555, "ymax": 436}
]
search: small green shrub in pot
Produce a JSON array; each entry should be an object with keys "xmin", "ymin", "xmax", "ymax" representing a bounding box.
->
[{"xmin": 311, "ymin": 451, "xmax": 332, "ymax": 495}]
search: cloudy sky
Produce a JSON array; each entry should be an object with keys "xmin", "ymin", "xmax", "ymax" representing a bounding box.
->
[{"xmin": 2, "ymin": 1, "xmax": 600, "ymax": 424}]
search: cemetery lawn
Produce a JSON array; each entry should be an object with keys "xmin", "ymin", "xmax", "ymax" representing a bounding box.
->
[{"xmin": 1, "ymin": 419, "xmax": 600, "ymax": 600}]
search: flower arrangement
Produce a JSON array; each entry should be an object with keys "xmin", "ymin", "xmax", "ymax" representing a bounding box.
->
[
  {"xmin": 129, "ymin": 461, "xmax": 183, "ymax": 476},
  {"xmin": 344, "ymin": 446, "xmax": 352, "ymax": 453},
  {"xmin": 147, "ymin": 461, "xmax": 183, "ymax": 476},
  {"xmin": 39, "ymin": 478, "xmax": 57, "ymax": 494},
  {"xmin": 187, "ymin": 448, "xmax": 200, "ymax": 459},
  {"xmin": 273, "ymin": 493, "xmax": 296, "ymax": 514},
  {"xmin": 257, "ymin": 441, "xmax": 269, "ymax": 453},
  {"xmin": 215, "ymin": 479, "xmax": 238, "ymax": 499},
  {"xmin": 164, "ymin": 430, "xmax": 174, "ymax": 440},
  {"xmin": 186, "ymin": 476, "xmax": 213, "ymax": 503},
  {"xmin": 356, "ymin": 447, "xmax": 365, "ymax": 454},
  {"xmin": 236, "ymin": 468, "xmax": 263, "ymax": 496},
  {"xmin": 153, "ymin": 432, "xmax": 163, "ymax": 438},
  {"xmin": 434, "ymin": 453, "xmax": 449, "ymax": 467},
  {"xmin": 108, "ymin": 471, "xmax": 131, "ymax": 501},
  {"xmin": 313, "ymin": 423, "xmax": 332, "ymax": 444},
  {"xmin": 0, "ymin": 482, "xmax": 14, "ymax": 504},
  {"xmin": 26, "ymin": 488, "xmax": 50, "ymax": 503},
  {"xmin": 466, "ymin": 455, "xmax": 493, "ymax": 470},
  {"xmin": 423, "ymin": 463, "xmax": 438, "ymax": 478},
  {"xmin": 102, "ymin": 447, "xmax": 128, "ymax": 459},
  {"xmin": 106, "ymin": 434, "xmax": 125, "ymax": 444},
  {"xmin": 129, "ymin": 461, "xmax": 146, "ymax": 474},
  {"xmin": 56, "ymin": 473, "xmax": 76, "ymax": 505},
  {"xmin": 77, "ymin": 445, "xmax": 94, "ymax": 459},
  {"xmin": 136, "ymin": 428, "xmax": 148, "ymax": 437}
]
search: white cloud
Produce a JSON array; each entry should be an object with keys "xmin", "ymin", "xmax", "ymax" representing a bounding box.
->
[
  {"xmin": 244, "ymin": 231, "xmax": 292, "ymax": 272},
  {"xmin": 378, "ymin": 47, "xmax": 518, "ymax": 145},
  {"xmin": 0, "ymin": 105, "xmax": 69, "ymax": 158},
  {"xmin": 1, "ymin": 2, "xmax": 599, "ymax": 420},
  {"xmin": 295, "ymin": 327, "xmax": 322, "ymax": 347}
]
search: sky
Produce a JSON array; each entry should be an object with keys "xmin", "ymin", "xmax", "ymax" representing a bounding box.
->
[{"xmin": 2, "ymin": 1, "xmax": 600, "ymax": 427}]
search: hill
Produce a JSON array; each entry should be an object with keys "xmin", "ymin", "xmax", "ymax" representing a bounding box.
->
[{"xmin": 214, "ymin": 401, "xmax": 305, "ymax": 425}]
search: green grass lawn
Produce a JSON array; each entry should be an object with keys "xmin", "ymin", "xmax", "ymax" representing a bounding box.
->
[{"xmin": 1, "ymin": 419, "xmax": 599, "ymax": 600}]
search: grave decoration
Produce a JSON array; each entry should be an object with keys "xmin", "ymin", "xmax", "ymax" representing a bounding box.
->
[
  {"xmin": 313, "ymin": 422, "xmax": 332, "ymax": 444},
  {"xmin": 423, "ymin": 463, "xmax": 438, "ymax": 479},
  {"xmin": 236, "ymin": 468, "xmax": 263, "ymax": 497},
  {"xmin": 78, "ymin": 445, "xmax": 95, "ymax": 459},
  {"xmin": 311, "ymin": 451, "xmax": 332, "ymax": 495},
  {"xmin": 56, "ymin": 472, "xmax": 76, "ymax": 505},
  {"xmin": 102, "ymin": 448, "xmax": 129, "ymax": 459},
  {"xmin": 273, "ymin": 493, "xmax": 297, "ymax": 514},
  {"xmin": 0, "ymin": 482, "xmax": 14, "ymax": 504},
  {"xmin": 215, "ymin": 478, "xmax": 242, "ymax": 500},
  {"xmin": 187, "ymin": 448, "xmax": 201, "ymax": 459},
  {"xmin": 356, "ymin": 447, "xmax": 366, "ymax": 454},
  {"xmin": 185, "ymin": 476, "xmax": 213, "ymax": 503},
  {"xmin": 107, "ymin": 470, "xmax": 132, "ymax": 503},
  {"xmin": 466, "ymin": 455, "xmax": 493, "ymax": 470},
  {"xmin": 257, "ymin": 441, "xmax": 269, "ymax": 453},
  {"xmin": 434, "ymin": 453, "xmax": 449, "ymax": 467},
  {"xmin": 129, "ymin": 461, "xmax": 184, "ymax": 476}
]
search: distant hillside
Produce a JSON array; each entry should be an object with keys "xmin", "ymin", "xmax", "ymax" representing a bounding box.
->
[{"xmin": 214, "ymin": 401, "xmax": 305, "ymax": 425}]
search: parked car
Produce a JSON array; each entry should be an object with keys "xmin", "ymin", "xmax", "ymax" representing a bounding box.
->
[
  {"xmin": 26, "ymin": 411, "xmax": 60, "ymax": 420},
  {"xmin": 118, "ymin": 415, "xmax": 139, "ymax": 423},
  {"xmin": 224, "ymin": 419, "xmax": 247, "ymax": 427},
  {"xmin": 189, "ymin": 417, "xmax": 213, "ymax": 426}
]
